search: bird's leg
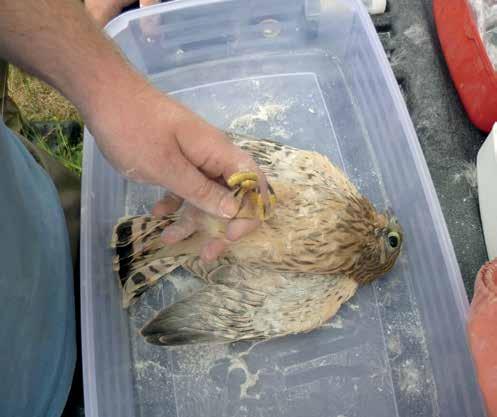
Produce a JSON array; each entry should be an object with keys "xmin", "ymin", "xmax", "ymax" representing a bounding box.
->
[{"xmin": 227, "ymin": 171, "xmax": 277, "ymax": 220}]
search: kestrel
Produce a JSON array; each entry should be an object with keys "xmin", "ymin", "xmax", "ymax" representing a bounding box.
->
[{"xmin": 111, "ymin": 132, "xmax": 403, "ymax": 345}]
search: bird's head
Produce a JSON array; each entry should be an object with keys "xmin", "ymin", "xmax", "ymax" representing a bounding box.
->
[{"xmin": 354, "ymin": 210, "xmax": 403, "ymax": 284}]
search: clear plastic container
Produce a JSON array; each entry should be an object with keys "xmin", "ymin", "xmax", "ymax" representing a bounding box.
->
[{"xmin": 81, "ymin": 1, "xmax": 487, "ymax": 416}]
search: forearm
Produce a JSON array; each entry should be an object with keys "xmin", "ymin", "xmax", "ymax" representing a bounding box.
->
[
  {"xmin": 0, "ymin": 0, "xmax": 267, "ymax": 228},
  {"xmin": 0, "ymin": 0, "xmax": 142, "ymax": 120}
]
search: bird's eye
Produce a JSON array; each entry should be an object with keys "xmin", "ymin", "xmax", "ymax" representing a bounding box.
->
[{"xmin": 387, "ymin": 231, "xmax": 400, "ymax": 248}]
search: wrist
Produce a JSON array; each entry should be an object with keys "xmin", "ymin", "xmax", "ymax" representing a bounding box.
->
[{"xmin": 76, "ymin": 53, "xmax": 146, "ymax": 130}]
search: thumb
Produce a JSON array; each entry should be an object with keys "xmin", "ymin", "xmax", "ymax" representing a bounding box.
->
[{"xmin": 164, "ymin": 153, "xmax": 239, "ymax": 219}]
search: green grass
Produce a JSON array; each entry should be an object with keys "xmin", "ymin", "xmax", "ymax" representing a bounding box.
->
[
  {"xmin": 26, "ymin": 124, "xmax": 84, "ymax": 176},
  {"xmin": 36, "ymin": 127, "xmax": 83, "ymax": 176},
  {"xmin": 8, "ymin": 65, "xmax": 84, "ymax": 175}
]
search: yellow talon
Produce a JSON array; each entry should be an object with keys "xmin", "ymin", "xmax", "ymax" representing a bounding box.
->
[
  {"xmin": 228, "ymin": 171, "xmax": 277, "ymax": 221},
  {"xmin": 227, "ymin": 172, "xmax": 258, "ymax": 188},
  {"xmin": 256, "ymin": 194, "xmax": 265, "ymax": 221},
  {"xmin": 240, "ymin": 179, "xmax": 257, "ymax": 190},
  {"xmin": 250, "ymin": 192, "xmax": 277, "ymax": 221}
]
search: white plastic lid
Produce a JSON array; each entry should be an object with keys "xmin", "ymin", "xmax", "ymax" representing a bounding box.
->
[
  {"xmin": 477, "ymin": 123, "xmax": 497, "ymax": 260},
  {"xmin": 365, "ymin": 0, "xmax": 386, "ymax": 14}
]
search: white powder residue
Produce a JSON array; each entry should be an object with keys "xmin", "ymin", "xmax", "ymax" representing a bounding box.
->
[
  {"xmin": 387, "ymin": 333, "xmax": 402, "ymax": 354},
  {"xmin": 404, "ymin": 24, "xmax": 430, "ymax": 45},
  {"xmin": 453, "ymin": 161, "xmax": 478, "ymax": 200},
  {"xmin": 453, "ymin": 161, "xmax": 478, "ymax": 189},
  {"xmin": 399, "ymin": 359, "xmax": 422, "ymax": 395},
  {"xmin": 348, "ymin": 303, "xmax": 360, "ymax": 311},
  {"xmin": 270, "ymin": 125, "xmax": 290, "ymax": 139},
  {"xmin": 382, "ymin": 307, "xmax": 437, "ymax": 406},
  {"xmin": 228, "ymin": 356, "xmax": 261, "ymax": 399},
  {"xmin": 230, "ymin": 103, "xmax": 289, "ymax": 131},
  {"xmin": 462, "ymin": 161, "xmax": 478, "ymax": 190},
  {"xmin": 322, "ymin": 316, "xmax": 344, "ymax": 329},
  {"xmin": 171, "ymin": 344, "xmax": 229, "ymax": 376},
  {"xmin": 229, "ymin": 101, "xmax": 293, "ymax": 139},
  {"xmin": 135, "ymin": 360, "xmax": 169, "ymax": 378}
]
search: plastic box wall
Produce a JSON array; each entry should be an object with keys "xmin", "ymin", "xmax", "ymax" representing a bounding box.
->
[{"xmin": 81, "ymin": 1, "xmax": 487, "ymax": 416}]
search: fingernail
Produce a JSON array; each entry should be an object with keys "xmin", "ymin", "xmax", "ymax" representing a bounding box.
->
[{"xmin": 219, "ymin": 194, "xmax": 239, "ymax": 219}]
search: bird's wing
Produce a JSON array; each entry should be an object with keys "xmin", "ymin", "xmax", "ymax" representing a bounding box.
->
[
  {"xmin": 111, "ymin": 216, "xmax": 240, "ymax": 307},
  {"xmin": 111, "ymin": 215, "xmax": 194, "ymax": 307},
  {"xmin": 111, "ymin": 215, "xmax": 173, "ymax": 283},
  {"xmin": 140, "ymin": 265, "xmax": 359, "ymax": 345},
  {"xmin": 226, "ymin": 131, "xmax": 359, "ymax": 195}
]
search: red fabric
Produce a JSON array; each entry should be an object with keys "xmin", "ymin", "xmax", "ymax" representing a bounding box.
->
[
  {"xmin": 468, "ymin": 258, "xmax": 497, "ymax": 417},
  {"xmin": 433, "ymin": 0, "xmax": 497, "ymax": 132}
]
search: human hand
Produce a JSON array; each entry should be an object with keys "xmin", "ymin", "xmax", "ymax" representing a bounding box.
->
[
  {"xmin": 84, "ymin": 73, "xmax": 267, "ymax": 260},
  {"xmin": 152, "ymin": 195, "xmax": 262, "ymax": 262}
]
